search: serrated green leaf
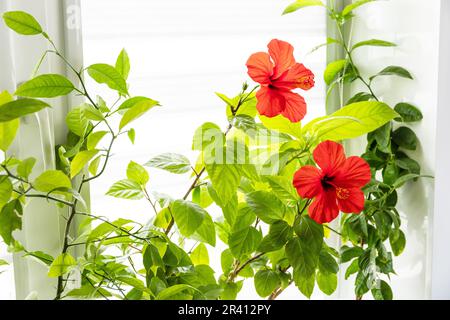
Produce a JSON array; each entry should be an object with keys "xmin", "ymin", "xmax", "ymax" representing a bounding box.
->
[
  {"xmin": 66, "ymin": 106, "xmax": 88, "ymax": 137},
  {"xmin": 145, "ymin": 153, "xmax": 191, "ymax": 174},
  {"xmin": 171, "ymin": 199, "xmax": 206, "ymax": 237},
  {"xmin": 15, "ymin": 74, "xmax": 74, "ymax": 98},
  {"xmin": 254, "ymin": 270, "xmax": 280, "ymax": 297},
  {"xmin": 48, "ymin": 253, "xmax": 76, "ymax": 277},
  {"xmin": 119, "ymin": 99, "xmax": 158, "ymax": 130},
  {"xmin": 87, "ymin": 63, "xmax": 128, "ymax": 95},
  {"xmin": 106, "ymin": 179, "xmax": 144, "ymax": 199},
  {"xmin": 33, "ymin": 170, "xmax": 71, "ymax": 193}
]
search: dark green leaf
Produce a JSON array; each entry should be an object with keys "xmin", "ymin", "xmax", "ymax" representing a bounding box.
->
[
  {"xmin": 245, "ymin": 191, "xmax": 285, "ymax": 224},
  {"xmin": 371, "ymin": 280, "xmax": 393, "ymax": 300},
  {"xmin": 254, "ymin": 270, "xmax": 280, "ymax": 297},
  {"xmin": 370, "ymin": 66, "xmax": 413, "ymax": 81},
  {"xmin": 389, "ymin": 229, "xmax": 406, "ymax": 256},
  {"xmin": 392, "ymin": 126, "xmax": 418, "ymax": 150},
  {"xmin": 228, "ymin": 226, "xmax": 261, "ymax": 258},
  {"xmin": 258, "ymin": 220, "xmax": 292, "ymax": 252},
  {"xmin": 394, "ymin": 103, "xmax": 423, "ymax": 122},
  {"xmin": 352, "ymin": 39, "xmax": 396, "ymax": 51}
]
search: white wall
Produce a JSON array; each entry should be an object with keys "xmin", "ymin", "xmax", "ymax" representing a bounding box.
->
[{"xmin": 342, "ymin": 0, "xmax": 441, "ymax": 299}]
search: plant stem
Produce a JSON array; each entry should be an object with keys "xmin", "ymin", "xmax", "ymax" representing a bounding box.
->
[{"xmin": 228, "ymin": 252, "xmax": 265, "ymax": 282}]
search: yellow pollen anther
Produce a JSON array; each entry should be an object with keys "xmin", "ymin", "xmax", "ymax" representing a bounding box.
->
[{"xmin": 336, "ymin": 187, "xmax": 350, "ymax": 200}]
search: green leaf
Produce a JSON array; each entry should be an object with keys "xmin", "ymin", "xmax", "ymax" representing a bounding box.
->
[
  {"xmin": 232, "ymin": 114, "xmax": 257, "ymax": 133},
  {"xmin": 70, "ymin": 149, "xmax": 99, "ymax": 178},
  {"xmin": 352, "ymin": 39, "xmax": 396, "ymax": 51},
  {"xmin": 15, "ymin": 74, "xmax": 74, "ymax": 98},
  {"xmin": 316, "ymin": 271, "xmax": 337, "ymax": 295},
  {"xmin": 82, "ymin": 104, "xmax": 104, "ymax": 121},
  {"xmin": 33, "ymin": 170, "xmax": 71, "ymax": 193},
  {"xmin": 119, "ymin": 98, "xmax": 158, "ymax": 130},
  {"xmin": 17, "ymin": 157, "xmax": 36, "ymax": 179},
  {"xmin": 393, "ymin": 173, "xmax": 421, "ymax": 188},
  {"xmin": 340, "ymin": 246, "xmax": 364, "ymax": 263},
  {"xmin": 0, "ymin": 259, "xmax": 8, "ymax": 266},
  {"xmin": 282, "ymin": 0, "xmax": 324, "ymax": 15},
  {"xmin": 370, "ymin": 66, "xmax": 413, "ymax": 81},
  {"xmin": 345, "ymin": 259, "xmax": 359, "ymax": 279},
  {"xmin": 254, "ymin": 270, "xmax": 280, "ymax": 297},
  {"xmin": 260, "ymin": 114, "xmax": 302, "ymax": 139},
  {"xmin": 156, "ymin": 284, "xmax": 196, "ymax": 300},
  {"xmin": 87, "ymin": 63, "xmax": 128, "ymax": 95},
  {"xmin": 389, "ymin": 229, "xmax": 406, "ymax": 256},
  {"xmin": 190, "ymin": 243, "xmax": 209, "ymax": 265},
  {"xmin": 24, "ymin": 250, "xmax": 54, "ymax": 266},
  {"xmin": 318, "ymin": 250, "xmax": 339, "ymax": 274},
  {"xmin": 0, "ymin": 200, "xmax": 22, "ymax": 245},
  {"xmin": 118, "ymin": 96, "xmax": 157, "ymax": 111},
  {"xmin": 304, "ymin": 101, "xmax": 398, "ymax": 141},
  {"xmin": 88, "ymin": 156, "xmax": 102, "ymax": 176},
  {"xmin": 228, "ymin": 226, "xmax": 262, "ymax": 258},
  {"xmin": 144, "ymin": 153, "xmax": 191, "ymax": 174},
  {"xmin": 346, "ymin": 92, "xmax": 373, "ymax": 104},
  {"xmin": 126, "ymin": 161, "xmax": 149, "ymax": 186},
  {"xmin": 2, "ymin": 11, "xmax": 43, "ymax": 35},
  {"xmin": 171, "ymin": 199, "xmax": 206, "ymax": 237},
  {"xmin": 392, "ymin": 126, "xmax": 418, "ymax": 150},
  {"xmin": 205, "ymin": 163, "xmax": 240, "ymax": 205},
  {"xmin": 294, "ymin": 216, "xmax": 324, "ymax": 254},
  {"xmin": 342, "ymin": 0, "xmax": 374, "ymax": 16},
  {"xmin": 106, "ymin": 179, "xmax": 144, "ymax": 199},
  {"xmin": 258, "ymin": 220, "xmax": 293, "ymax": 252},
  {"xmin": 371, "ymin": 280, "xmax": 393, "ymax": 300},
  {"xmin": 66, "ymin": 106, "xmax": 88, "ymax": 137},
  {"xmin": 0, "ymin": 98, "xmax": 50, "ymax": 122},
  {"xmin": 324, "ymin": 59, "xmax": 347, "ymax": 85},
  {"xmin": 115, "ymin": 49, "xmax": 130, "ymax": 80},
  {"xmin": 246, "ymin": 191, "xmax": 285, "ymax": 224},
  {"xmin": 264, "ymin": 175, "xmax": 299, "ymax": 204},
  {"xmin": 0, "ymin": 176, "xmax": 13, "ymax": 209},
  {"xmin": 87, "ymin": 131, "xmax": 108, "ymax": 150},
  {"xmin": 0, "ymin": 91, "xmax": 19, "ymax": 151},
  {"xmin": 48, "ymin": 253, "xmax": 76, "ymax": 277},
  {"xmin": 143, "ymin": 244, "xmax": 164, "ymax": 270},
  {"xmin": 394, "ymin": 103, "xmax": 423, "ymax": 122},
  {"xmin": 127, "ymin": 128, "xmax": 136, "ymax": 144},
  {"xmin": 193, "ymin": 213, "xmax": 216, "ymax": 246},
  {"xmin": 117, "ymin": 276, "xmax": 152, "ymax": 295},
  {"xmin": 192, "ymin": 122, "xmax": 224, "ymax": 151}
]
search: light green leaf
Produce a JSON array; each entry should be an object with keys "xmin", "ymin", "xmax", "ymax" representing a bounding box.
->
[
  {"xmin": 394, "ymin": 102, "xmax": 423, "ymax": 122},
  {"xmin": 17, "ymin": 157, "xmax": 36, "ymax": 179},
  {"xmin": 15, "ymin": 74, "xmax": 74, "ymax": 98},
  {"xmin": 190, "ymin": 243, "xmax": 209, "ymax": 265},
  {"xmin": 66, "ymin": 106, "xmax": 88, "ymax": 137},
  {"xmin": 192, "ymin": 122, "xmax": 224, "ymax": 151},
  {"xmin": 126, "ymin": 161, "xmax": 149, "ymax": 185},
  {"xmin": 116, "ymin": 276, "xmax": 152, "ymax": 294},
  {"xmin": 352, "ymin": 39, "xmax": 396, "ymax": 51},
  {"xmin": 282, "ymin": 0, "xmax": 324, "ymax": 15},
  {"xmin": 0, "ymin": 200, "xmax": 22, "ymax": 245},
  {"xmin": 24, "ymin": 250, "xmax": 54, "ymax": 266},
  {"xmin": 106, "ymin": 179, "xmax": 144, "ymax": 199},
  {"xmin": 70, "ymin": 149, "xmax": 99, "ymax": 178},
  {"xmin": 88, "ymin": 156, "xmax": 102, "ymax": 176},
  {"xmin": 259, "ymin": 220, "xmax": 292, "ymax": 253},
  {"xmin": 228, "ymin": 226, "xmax": 262, "ymax": 258},
  {"xmin": 0, "ymin": 176, "xmax": 13, "ymax": 209},
  {"xmin": 317, "ymin": 271, "xmax": 337, "ymax": 295},
  {"xmin": 115, "ymin": 48, "xmax": 130, "ymax": 80},
  {"xmin": 370, "ymin": 65, "xmax": 413, "ymax": 81},
  {"xmin": 171, "ymin": 199, "xmax": 206, "ymax": 237},
  {"xmin": 0, "ymin": 98, "xmax": 50, "ymax": 122},
  {"xmin": 254, "ymin": 270, "xmax": 280, "ymax": 297},
  {"xmin": 206, "ymin": 163, "xmax": 240, "ymax": 206},
  {"xmin": 0, "ymin": 259, "xmax": 8, "ymax": 266},
  {"xmin": 87, "ymin": 63, "xmax": 128, "ymax": 95},
  {"xmin": 342, "ymin": 0, "xmax": 374, "ymax": 16},
  {"xmin": 156, "ymin": 284, "xmax": 196, "ymax": 300},
  {"xmin": 389, "ymin": 229, "xmax": 406, "ymax": 256},
  {"xmin": 117, "ymin": 96, "xmax": 157, "ymax": 111},
  {"xmin": 259, "ymin": 114, "xmax": 302, "ymax": 139},
  {"xmin": 304, "ymin": 101, "xmax": 398, "ymax": 141},
  {"xmin": 145, "ymin": 153, "xmax": 191, "ymax": 174},
  {"xmin": 246, "ymin": 191, "xmax": 285, "ymax": 224},
  {"xmin": 324, "ymin": 59, "xmax": 347, "ymax": 85},
  {"xmin": 127, "ymin": 128, "xmax": 136, "ymax": 144},
  {"xmin": 0, "ymin": 91, "xmax": 19, "ymax": 151},
  {"xmin": 193, "ymin": 213, "xmax": 216, "ymax": 246},
  {"xmin": 119, "ymin": 98, "xmax": 158, "ymax": 130},
  {"xmin": 48, "ymin": 253, "xmax": 76, "ymax": 277},
  {"xmin": 264, "ymin": 175, "xmax": 299, "ymax": 204},
  {"xmin": 2, "ymin": 11, "xmax": 42, "ymax": 35},
  {"xmin": 87, "ymin": 131, "xmax": 108, "ymax": 150},
  {"xmin": 82, "ymin": 104, "xmax": 104, "ymax": 121},
  {"xmin": 33, "ymin": 170, "xmax": 71, "ymax": 193}
]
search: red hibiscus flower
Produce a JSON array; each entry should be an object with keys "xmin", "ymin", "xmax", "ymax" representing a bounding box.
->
[
  {"xmin": 292, "ymin": 140, "xmax": 371, "ymax": 224},
  {"xmin": 246, "ymin": 39, "xmax": 315, "ymax": 123}
]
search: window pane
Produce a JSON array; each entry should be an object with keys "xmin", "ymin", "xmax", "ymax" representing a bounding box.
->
[{"xmin": 81, "ymin": 0, "xmax": 326, "ymax": 299}]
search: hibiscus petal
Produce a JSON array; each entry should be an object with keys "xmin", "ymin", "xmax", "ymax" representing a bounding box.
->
[
  {"xmin": 268, "ymin": 39, "xmax": 296, "ymax": 79},
  {"xmin": 246, "ymin": 52, "xmax": 273, "ymax": 84},
  {"xmin": 312, "ymin": 140, "xmax": 346, "ymax": 174},
  {"xmin": 280, "ymin": 90, "xmax": 307, "ymax": 122},
  {"xmin": 255, "ymin": 86, "xmax": 285, "ymax": 118},
  {"xmin": 274, "ymin": 63, "xmax": 315, "ymax": 90},
  {"xmin": 293, "ymin": 165, "xmax": 323, "ymax": 198},
  {"xmin": 334, "ymin": 156, "xmax": 371, "ymax": 188},
  {"xmin": 308, "ymin": 190, "xmax": 340, "ymax": 224},
  {"xmin": 337, "ymin": 188, "xmax": 365, "ymax": 213}
]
